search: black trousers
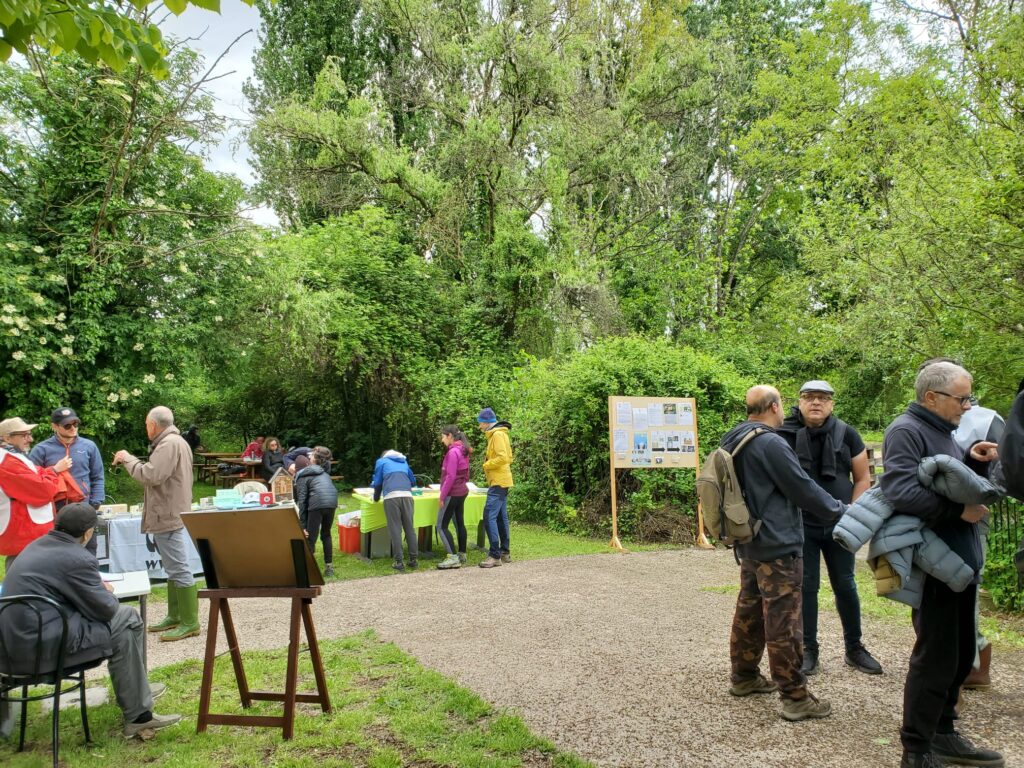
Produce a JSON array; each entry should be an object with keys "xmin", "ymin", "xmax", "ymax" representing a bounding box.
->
[
  {"xmin": 900, "ymin": 575, "xmax": 977, "ymax": 753},
  {"xmin": 305, "ymin": 507, "xmax": 336, "ymax": 564}
]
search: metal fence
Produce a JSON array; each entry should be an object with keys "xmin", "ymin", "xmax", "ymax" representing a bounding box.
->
[{"xmin": 988, "ymin": 496, "xmax": 1024, "ymax": 561}]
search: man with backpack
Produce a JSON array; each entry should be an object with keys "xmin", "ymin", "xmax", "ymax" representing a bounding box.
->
[
  {"xmin": 717, "ymin": 386, "xmax": 846, "ymax": 722},
  {"xmin": 776, "ymin": 381, "xmax": 881, "ymax": 678}
]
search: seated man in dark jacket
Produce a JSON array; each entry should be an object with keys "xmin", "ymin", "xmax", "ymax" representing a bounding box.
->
[
  {"xmin": 881, "ymin": 362, "xmax": 1003, "ymax": 768},
  {"xmin": 724, "ymin": 386, "xmax": 846, "ymax": 723},
  {"xmin": 0, "ymin": 503, "xmax": 181, "ymax": 740}
]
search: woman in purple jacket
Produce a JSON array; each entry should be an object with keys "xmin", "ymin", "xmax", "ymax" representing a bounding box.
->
[{"xmin": 436, "ymin": 425, "xmax": 472, "ymax": 569}]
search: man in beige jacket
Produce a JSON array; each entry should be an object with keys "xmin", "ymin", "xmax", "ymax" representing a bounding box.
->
[{"xmin": 113, "ymin": 406, "xmax": 199, "ymax": 642}]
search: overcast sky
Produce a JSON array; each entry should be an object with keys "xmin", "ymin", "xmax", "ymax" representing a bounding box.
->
[{"xmin": 158, "ymin": 2, "xmax": 280, "ymax": 227}]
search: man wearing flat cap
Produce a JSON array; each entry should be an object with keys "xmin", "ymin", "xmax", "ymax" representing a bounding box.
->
[
  {"xmin": 0, "ymin": 416, "xmax": 66, "ymax": 568},
  {"xmin": 0, "ymin": 503, "xmax": 181, "ymax": 739},
  {"xmin": 31, "ymin": 407, "xmax": 106, "ymax": 556},
  {"xmin": 777, "ymin": 380, "xmax": 881, "ymax": 678}
]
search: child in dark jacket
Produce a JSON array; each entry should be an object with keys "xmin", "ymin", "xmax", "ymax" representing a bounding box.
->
[
  {"xmin": 436, "ymin": 426, "xmax": 472, "ymax": 570},
  {"xmin": 371, "ymin": 449, "xmax": 418, "ymax": 571},
  {"xmin": 295, "ymin": 446, "xmax": 339, "ymax": 577}
]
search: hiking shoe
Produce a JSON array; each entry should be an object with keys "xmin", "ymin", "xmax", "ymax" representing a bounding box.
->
[
  {"xmin": 931, "ymin": 731, "xmax": 1005, "ymax": 767},
  {"xmin": 500, "ymin": 553, "xmax": 511, "ymax": 564},
  {"xmin": 801, "ymin": 648, "xmax": 820, "ymax": 677},
  {"xmin": 392, "ymin": 561, "xmax": 405, "ymax": 572},
  {"xmin": 408, "ymin": 560, "xmax": 418, "ymax": 570},
  {"xmin": 845, "ymin": 643, "xmax": 883, "ymax": 675},
  {"xmin": 124, "ymin": 712, "xmax": 182, "ymax": 739},
  {"xmin": 437, "ymin": 554, "xmax": 461, "ymax": 570},
  {"xmin": 457, "ymin": 553, "xmax": 467, "ymax": 564},
  {"xmin": 478, "ymin": 556, "xmax": 502, "ymax": 568},
  {"xmin": 780, "ymin": 693, "xmax": 832, "ymax": 722},
  {"xmin": 324, "ymin": 564, "xmax": 334, "ymax": 578},
  {"xmin": 901, "ymin": 752, "xmax": 945, "ymax": 768},
  {"xmin": 149, "ymin": 683, "xmax": 166, "ymax": 701},
  {"xmin": 729, "ymin": 674, "xmax": 777, "ymax": 697}
]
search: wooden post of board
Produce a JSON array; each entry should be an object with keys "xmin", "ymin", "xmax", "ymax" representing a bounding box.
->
[
  {"xmin": 692, "ymin": 426, "xmax": 713, "ymax": 549},
  {"xmin": 608, "ymin": 398, "xmax": 625, "ymax": 551}
]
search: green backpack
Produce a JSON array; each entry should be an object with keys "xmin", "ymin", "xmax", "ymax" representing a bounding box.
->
[{"xmin": 697, "ymin": 428, "xmax": 767, "ymax": 546}]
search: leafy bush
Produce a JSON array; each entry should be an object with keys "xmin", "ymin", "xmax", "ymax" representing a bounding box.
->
[{"xmin": 502, "ymin": 336, "xmax": 749, "ymax": 541}]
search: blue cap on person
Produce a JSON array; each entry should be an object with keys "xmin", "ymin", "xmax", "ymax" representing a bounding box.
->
[{"xmin": 477, "ymin": 407, "xmax": 497, "ymax": 423}]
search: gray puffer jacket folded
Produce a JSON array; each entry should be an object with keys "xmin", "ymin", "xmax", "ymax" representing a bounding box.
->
[{"xmin": 917, "ymin": 454, "xmax": 1002, "ymax": 505}]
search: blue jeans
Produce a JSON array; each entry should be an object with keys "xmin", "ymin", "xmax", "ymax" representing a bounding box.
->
[
  {"xmin": 483, "ymin": 486, "xmax": 510, "ymax": 559},
  {"xmin": 802, "ymin": 523, "xmax": 861, "ymax": 652}
]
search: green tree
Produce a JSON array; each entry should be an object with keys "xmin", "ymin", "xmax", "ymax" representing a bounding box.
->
[
  {"xmin": 0, "ymin": 0, "xmax": 253, "ymax": 78},
  {"xmin": 0, "ymin": 50, "xmax": 253, "ymax": 437}
]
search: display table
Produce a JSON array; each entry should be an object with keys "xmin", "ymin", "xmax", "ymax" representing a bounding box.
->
[
  {"xmin": 351, "ymin": 490, "xmax": 487, "ymax": 560},
  {"xmin": 102, "ymin": 516, "xmax": 205, "ymax": 579}
]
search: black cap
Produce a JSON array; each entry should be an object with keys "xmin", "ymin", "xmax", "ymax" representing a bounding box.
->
[
  {"xmin": 55, "ymin": 502, "xmax": 98, "ymax": 538},
  {"xmin": 51, "ymin": 407, "xmax": 79, "ymax": 426}
]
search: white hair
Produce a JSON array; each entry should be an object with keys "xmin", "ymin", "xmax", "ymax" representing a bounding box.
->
[
  {"xmin": 915, "ymin": 362, "xmax": 971, "ymax": 403},
  {"xmin": 147, "ymin": 406, "xmax": 175, "ymax": 428}
]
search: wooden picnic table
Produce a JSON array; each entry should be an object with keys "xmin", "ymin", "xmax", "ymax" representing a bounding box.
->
[{"xmin": 195, "ymin": 452, "xmax": 243, "ymax": 484}]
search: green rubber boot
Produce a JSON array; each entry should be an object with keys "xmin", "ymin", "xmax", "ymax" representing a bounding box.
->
[
  {"xmin": 148, "ymin": 583, "xmax": 180, "ymax": 633},
  {"xmin": 160, "ymin": 583, "xmax": 200, "ymax": 642}
]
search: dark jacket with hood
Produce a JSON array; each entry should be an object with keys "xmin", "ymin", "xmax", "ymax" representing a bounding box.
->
[
  {"xmin": 880, "ymin": 402, "xmax": 985, "ymax": 575},
  {"xmin": 721, "ymin": 420, "xmax": 846, "ymax": 561},
  {"xmin": 261, "ymin": 448, "xmax": 285, "ymax": 481},
  {"xmin": 0, "ymin": 530, "xmax": 117, "ymax": 675},
  {"xmin": 294, "ymin": 464, "xmax": 339, "ymax": 529},
  {"xmin": 996, "ymin": 385, "xmax": 1024, "ymax": 501}
]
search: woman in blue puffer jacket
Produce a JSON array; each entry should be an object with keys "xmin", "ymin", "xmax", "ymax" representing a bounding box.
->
[{"xmin": 295, "ymin": 446, "xmax": 339, "ymax": 577}]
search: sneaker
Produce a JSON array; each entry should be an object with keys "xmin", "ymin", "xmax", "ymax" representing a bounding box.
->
[
  {"xmin": 780, "ymin": 693, "xmax": 832, "ymax": 722},
  {"xmin": 900, "ymin": 752, "xmax": 945, "ymax": 768},
  {"xmin": 478, "ymin": 556, "xmax": 502, "ymax": 568},
  {"xmin": 392, "ymin": 561, "xmax": 405, "ymax": 572},
  {"xmin": 324, "ymin": 564, "xmax": 334, "ymax": 578},
  {"xmin": 801, "ymin": 648, "xmax": 820, "ymax": 676},
  {"xmin": 437, "ymin": 554, "xmax": 461, "ymax": 570},
  {"xmin": 729, "ymin": 674, "xmax": 777, "ymax": 697},
  {"xmin": 500, "ymin": 553, "xmax": 511, "ymax": 564},
  {"xmin": 457, "ymin": 553, "xmax": 467, "ymax": 564},
  {"xmin": 123, "ymin": 712, "xmax": 182, "ymax": 739},
  {"xmin": 931, "ymin": 731, "xmax": 1005, "ymax": 767},
  {"xmin": 845, "ymin": 643, "xmax": 883, "ymax": 675},
  {"xmin": 408, "ymin": 560, "xmax": 418, "ymax": 570}
]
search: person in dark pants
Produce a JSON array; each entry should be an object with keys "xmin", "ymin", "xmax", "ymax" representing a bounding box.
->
[
  {"xmin": 724, "ymin": 386, "xmax": 846, "ymax": 722},
  {"xmin": 294, "ymin": 446, "xmax": 339, "ymax": 578},
  {"xmin": 777, "ymin": 380, "xmax": 880, "ymax": 677},
  {"xmin": 881, "ymin": 361, "xmax": 1003, "ymax": 768},
  {"xmin": 435, "ymin": 425, "xmax": 472, "ymax": 570}
]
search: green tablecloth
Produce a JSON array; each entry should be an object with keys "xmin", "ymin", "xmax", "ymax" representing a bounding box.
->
[{"xmin": 353, "ymin": 490, "xmax": 487, "ymax": 533}]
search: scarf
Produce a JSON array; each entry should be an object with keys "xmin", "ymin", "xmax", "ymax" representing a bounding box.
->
[
  {"xmin": 782, "ymin": 407, "xmax": 838, "ymax": 479},
  {"xmin": 907, "ymin": 401, "xmax": 957, "ymax": 435}
]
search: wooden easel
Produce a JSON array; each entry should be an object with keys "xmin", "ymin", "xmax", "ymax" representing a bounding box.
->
[{"xmin": 183, "ymin": 509, "xmax": 332, "ymax": 740}]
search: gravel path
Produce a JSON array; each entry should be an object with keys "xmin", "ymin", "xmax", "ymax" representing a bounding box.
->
[{"xmin": 147, "ymin": 549, "xmax": 1023, "ymax": 767}]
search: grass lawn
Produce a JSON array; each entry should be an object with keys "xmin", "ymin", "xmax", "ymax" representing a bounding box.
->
[{"xmin": 0, "ymin": 630, "xmax": 592, "ymax": 768}]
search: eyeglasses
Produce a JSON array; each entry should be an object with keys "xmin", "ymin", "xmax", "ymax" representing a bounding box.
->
[
  {"xmin": 931, "ymin": 390, "xmax": 973, "ymax": 407},
  {"xmin": 799, "ymin": 394, "xmax": 833, "ymax": 404},
  {"xmin": 7, "ymin": 431, "xmax": 31, "ymax": 437}
]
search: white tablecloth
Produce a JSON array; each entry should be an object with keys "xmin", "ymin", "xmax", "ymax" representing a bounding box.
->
[{"xmin": 101, "ymin": 516, "xmax": 204, "ymax": 580}]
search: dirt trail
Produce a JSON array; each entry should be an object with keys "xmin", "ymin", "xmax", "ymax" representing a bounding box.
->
[{"xmin": 146, "ymin": 549, "xmax": 1024, "ymax": 767}]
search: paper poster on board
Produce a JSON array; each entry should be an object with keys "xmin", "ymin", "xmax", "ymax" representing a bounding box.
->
[
  {"xmin": 616, "ymin": 402, "xmax": 632, "ymax": 425},
  {"xmin": 648, "ymin": 404, "xmax": 664, "ymax": 427},
  {"xmin": 632, "ymin": 408, "xmax": 649, "ymax": 430},
  {"xmin": 613, "ymin": 429, "xmax": 629, "ymax": 452},
  {"xmin": 632, "ymin": 432, "xmax": 650, "ymax": 465},
  {"xmin": 680, "ymin": 403, "xmax": 694, "ymax": 426}
]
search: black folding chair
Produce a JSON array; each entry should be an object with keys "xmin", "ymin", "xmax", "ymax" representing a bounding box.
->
[{"xmin": 0, "ymin": 595, "xmax": 110, "ymax": 768}]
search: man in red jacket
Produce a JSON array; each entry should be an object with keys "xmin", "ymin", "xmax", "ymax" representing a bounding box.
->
[{"xmin": 0, "ymin": 416, "xmax": 64, "ymax": 569}]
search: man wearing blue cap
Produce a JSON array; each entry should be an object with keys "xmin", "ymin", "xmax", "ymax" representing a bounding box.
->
[{"xmin": 476, "ymin": 408, "xmax": 513, "ymax": 568}]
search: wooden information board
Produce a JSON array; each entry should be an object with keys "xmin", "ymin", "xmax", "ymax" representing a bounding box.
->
[
  {"xmin": 607, "ymin": 396, "xmax": 710, "ymax": 550},
  {"xmin": 608, "ymin": 396, "xmax": 699, "ymax": 470}
]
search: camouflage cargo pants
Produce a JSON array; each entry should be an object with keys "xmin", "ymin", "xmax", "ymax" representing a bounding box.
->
[{"xmin": 730, "ymin": 556, "xmax": 807, "ymax": 700}]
